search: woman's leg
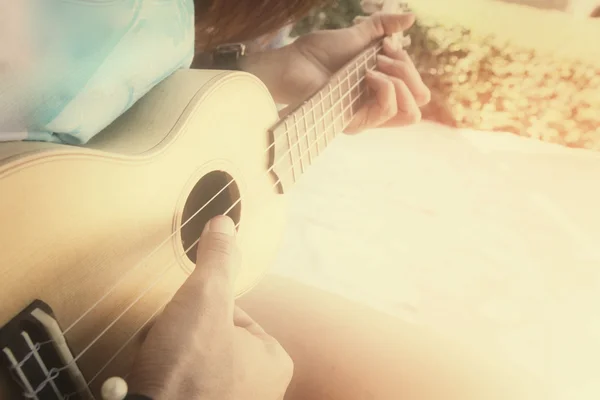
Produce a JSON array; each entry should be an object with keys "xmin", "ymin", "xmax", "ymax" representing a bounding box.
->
[{"xmin": 238, "ymin": 275, "xmax": 546, "ymax": 400}]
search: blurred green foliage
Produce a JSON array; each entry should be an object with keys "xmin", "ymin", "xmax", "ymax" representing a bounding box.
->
[{"xmin": 292, "ymin": 0, "xmax": 430, "ymax": 52}]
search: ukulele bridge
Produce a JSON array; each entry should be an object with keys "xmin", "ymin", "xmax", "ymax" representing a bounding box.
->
[{"xmin": 0, "ymin": 300, "xmax": 93, "ymax": 399}]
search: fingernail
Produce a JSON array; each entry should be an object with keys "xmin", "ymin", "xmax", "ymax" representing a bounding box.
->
[
  {"xmin": 206, "ymin": 215, "xmax": 236, "ymax": 236},
  {"xmin": 377, "ymin": 55, "xmax": 393, "ymax": 66},
  {"xmin": 367, "ymin": 69, "xmax": 385, "ymax": 79}
]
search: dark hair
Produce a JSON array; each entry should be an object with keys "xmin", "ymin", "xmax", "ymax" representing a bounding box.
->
[{"xmin": 194, "ymin": 0, "xmax": 331, "ymax": 51}]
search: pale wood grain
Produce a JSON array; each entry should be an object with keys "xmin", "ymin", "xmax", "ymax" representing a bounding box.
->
[{"xmin": 0, "ymin": 69, "xmax": 287, "ymax": 397}]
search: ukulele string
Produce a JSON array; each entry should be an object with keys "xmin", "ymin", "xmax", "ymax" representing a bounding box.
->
[
  {"xmin": 79, "ymin": 83, "xmax": 369, "ymax": 364},
  {"xmin": 15, "ymin": 62, "xmax": 372, "ymax": 372},
  {"xmin": 59, "ymin": 43, "xmax": 383, "ymax": 340},
  {"xmin": 14, "ymin": 45, "xmax": 383, "ymax": 396},
  {"xmin": 26, "ymin": 87, "xmax": 369, "ymax": 400},
  {"xmin": 13, "ymin": 49, "xmax": 379, "ymax": 388},
  {"xmin": 89, "ymin": 88, "xmax": 370, "ymax": 393}
]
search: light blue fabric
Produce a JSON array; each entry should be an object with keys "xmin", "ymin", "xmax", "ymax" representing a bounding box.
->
[{"xmin": 0, "ymin": 0, "xmax": 195, "ymax": 145}]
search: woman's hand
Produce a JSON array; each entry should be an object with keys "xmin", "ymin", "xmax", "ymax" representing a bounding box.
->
[
  {"xmin": 128, "ymin": 216, "xmax": 293, "ymax": 400},
  {"xmin": 241, "ymin": 12, "xmax": 431, "ymax": 134}
]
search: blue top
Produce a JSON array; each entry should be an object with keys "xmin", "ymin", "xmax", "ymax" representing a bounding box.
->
[{"xmin": 0, "ymin": 0, "xmax": 195, "ymax": 145}]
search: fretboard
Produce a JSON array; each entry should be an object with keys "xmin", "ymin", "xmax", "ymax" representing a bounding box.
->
[{"xmin": 269, "ymin": 40, "xmax": 382, "ymax": 193}]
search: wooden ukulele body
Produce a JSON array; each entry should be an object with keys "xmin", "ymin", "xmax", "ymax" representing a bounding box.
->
[{"xmin": 0, "ymin": 69, "xmax": 288, "ymax": 397}]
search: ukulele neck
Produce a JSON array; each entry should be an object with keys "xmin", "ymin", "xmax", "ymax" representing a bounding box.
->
[{"xmin": 269, "ymin": 40, "xmax": 383, "ymax": 193}]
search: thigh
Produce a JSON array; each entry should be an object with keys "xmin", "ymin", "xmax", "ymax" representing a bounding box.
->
[{"xmin": 238, "ymin": 275, "xmax": 546, "ymax": 400}]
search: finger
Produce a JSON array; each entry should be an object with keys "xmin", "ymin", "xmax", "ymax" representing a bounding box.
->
[
  {"xmin": 356, "ymin": 12, "xmax": 416, "ymax": 41},
  {"xmin": 381, "ymin": 75, "xmax": 422, "ymax": 127},
  {"xmin": 353, "ymin": 16, "xmax": 368, "ymax": 26},
  {"xmin": 346, "ymin": 70, "xmax": 397, "ymax": 134},
  {"xmin": 171, "ymin": 215, "xmax": 241, "ymax": 325},
  {"xmin": 234, "ymin": 306, "xmax": 269, "ymax": 337},
  {"xmin": 379, "ymin": 38, "xmax": 431, "ymax": 106}
]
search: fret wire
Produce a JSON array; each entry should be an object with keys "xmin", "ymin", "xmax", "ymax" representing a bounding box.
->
[
  {"xmin": 338, "ymin": 76, "xmax": 346, "ymax": 128},
  {"xmin": 297, "ymin": 82, "xmax": 349, "ymax": 164},
  {"xmin": 356, "ymin": 56, "xmax": 363, "ymax": 107},
  {"xmin": 367, "ymin": 48, "xmax": 377, "ymax": 98},
  {"xmin": 277, "ymin": 62, "xmax": 375, "ymax": 152},
  {"xmin": 319, "ymin": 91, "xmax": 328, "ymax": 147},
  {"xmin": 346, "ymin": 73, "xmax": 354, "ymax": 121},
  {"xmin": 346, "ymin": 72, "xmax": 352, "ymax": 121},
  {"xmin": 302, "ymin": 104, "xmax": 312, "ymax": 165},
  {"xmin": 292, "ymin": 112, "xmax": 305, "ymax": 173},
  {"xmin": 275, "ymin": 43, "xmax": 383, "ymax": 140},
  {"xmin": 360, "ymin": 48, "xmax": 369, "ymax": 99},
  {"xmin": 310, "ymin": 98, "xmax": 320, "ymax": 156},
  {"xmin": 272, "ymin": 83, "xmax": 370, "ymax": 190},
  {"xmin": 284, "ymin": 120, "xmax": 297, "ymax": 183},
  {"xmin": 280, "ymin": 88, "xmax": 367, "ymax": 183},
  {"xmin": 279, "ymin": 48, "xmax": 377, "ymax": 160},
  {"xmin": 358, "ymin": 52, "xmax": 369, "ymax": 111},
  {"xmin": 328, "ymin": 84, "xmax": 335, "ymax": 140},
  {"xmin": 22, "ymin": 332, "xmax": 63, "ymax": 399},
  {"xmin": 295, "ymin": 89, "xmax": 366, "ymax": 166},
  {"xmin": 366, "ymin": 54, "xmax": 372, "ymax": 103}
]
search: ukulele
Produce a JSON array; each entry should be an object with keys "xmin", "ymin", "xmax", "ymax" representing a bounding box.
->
[{"xmin": 0, "ymin": 1, "xmax": 410, "ymax": 398}]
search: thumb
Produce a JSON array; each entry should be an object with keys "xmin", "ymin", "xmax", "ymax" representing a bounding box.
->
[{"xmin": 174, "ymin": 215, "xmax": 241, "ymax": 323}]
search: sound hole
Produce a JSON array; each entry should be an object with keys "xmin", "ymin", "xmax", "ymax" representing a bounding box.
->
[{"xmin": 180, "ymin": 171, "xmax": 241, "ymax": 263}]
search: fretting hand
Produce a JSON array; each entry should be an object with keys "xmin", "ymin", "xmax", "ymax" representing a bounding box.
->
[{"xmin": 242, "ymin": 12, "xmax": 431, "ymax": 134}]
